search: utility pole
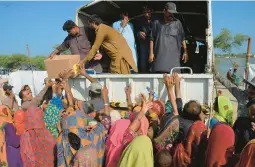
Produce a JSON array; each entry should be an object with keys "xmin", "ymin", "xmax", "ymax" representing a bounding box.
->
[
  {"xmin": 245, "ymin": 38, "xmax": 252, "ymax": 89},
  {"xmin": 26, "ymin": 44, "xmax": 30, "ymax": 58}
]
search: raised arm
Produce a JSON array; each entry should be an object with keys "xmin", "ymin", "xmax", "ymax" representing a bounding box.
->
[
  {"xmin": 32, "ymin": 83, "xmax": 50, "ymax": 106},
  {"xmin": 173, "ymin": 72, "xmax": 183, "ymax": 113},
  {"xmin": 48, "ymin": 38, "xmax": 69, "ymax": 59},
  {"xmin": 213, "ymin": 64, "xmax": 245, "ymax": 101},
  {"xmin": 79, "ymin": 64, "xmax": 96, "ymax": 83},
  {"xmin": 125, "ymin": 86, "xmax": 133, "ymax": 110},
  {"xmin": 101, "ymin": 86, "xmax": 110, "ymax": 116},
  {"xmin": 164, "ymin": 74, "xmax": 178, "ymax": 116},
  {"xmin": 128, "ymin": 99, "xmax": 153, "ymax": 132}
]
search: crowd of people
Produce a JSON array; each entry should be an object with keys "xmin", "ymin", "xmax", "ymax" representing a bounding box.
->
[
  {"xmin": 48, "ymin": 2, "xmax": 188, "ymax": 74},
  {"xmin": 0, "ymin": 64, "xmax": 255, "ymax": 167}
]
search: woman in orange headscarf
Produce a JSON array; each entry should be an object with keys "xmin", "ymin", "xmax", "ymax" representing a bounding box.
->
[
  {"xmin": 173, "ymin": 120, "xmax": 207, "ymax": 167},
  {"xmin": 0, "ymin": 105, "xmax": 23, "ymax": 167},
  {"xmin": 235, "ymin": 139, "xmax": 255, "ymax": 167}
]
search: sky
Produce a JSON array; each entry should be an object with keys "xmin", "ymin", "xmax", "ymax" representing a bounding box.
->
[{"xmin": 0, "ymin": 1, "xmax": 255, "ymax": 56}]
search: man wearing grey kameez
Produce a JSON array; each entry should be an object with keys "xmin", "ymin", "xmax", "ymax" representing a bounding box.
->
[{"xmin": 149, "ymin": 2, "xmax": 188, "ymax": 73}]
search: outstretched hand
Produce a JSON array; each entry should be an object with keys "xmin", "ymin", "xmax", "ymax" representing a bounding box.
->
[
  {"xmin": 164, "ymin": 74, "xmax": 175, "ymax": 90},
  {"xmin": 173, "ymin": 72, "xmax": 183, "ymax": 85},
  {"xmin": 141, "ymin": 98, "xmax": 153, "ymax": 114}
]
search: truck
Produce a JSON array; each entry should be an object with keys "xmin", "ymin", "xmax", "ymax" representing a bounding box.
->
[{"xmin": 69, "ymin": 0, "xmax": 215, "ymax": 106}]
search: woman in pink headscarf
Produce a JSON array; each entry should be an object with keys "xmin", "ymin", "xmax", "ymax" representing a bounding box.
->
[
  {"xmin": 105, "ymin": 99, "xmax": 152, "ymax": 167},
  {"xmin": 105, "ymin": 119, "xmax": 131, "ymax": 167}
]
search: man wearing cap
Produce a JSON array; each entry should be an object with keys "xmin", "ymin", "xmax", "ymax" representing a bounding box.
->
[
  {"xmin": 0, "ymin": 78, "xmax": 8, "ymax": 96},
  {"xmin": 75, "ymin": 68, "xmax": 105, "ymax": 114},
  {"xmin": 48, "ymin": 20, "xmax": 103, "ymax": 73},
  {"xmin": 149, "ymin": 2, "xmax": 188, "ymax": 73},
  {"xmin": 0, "ymin": 83, "xmax": 19, "ymax": 112}
]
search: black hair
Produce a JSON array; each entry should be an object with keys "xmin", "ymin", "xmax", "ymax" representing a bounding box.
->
[
  {"xmin": 142, "ymin": 6, "xmax": 151, "ymax": 13},
  {"xmin": 43, "ymin": 86, "xmax": 53, "ymax": 102},
  {"xmin": 88, "ymin": 14, "xmax": 103, "ymax": 25},
  {"xmin": 213, "ymin": 97, "xmax": 219, "ymax": 113},
  {"xmin": 63, "ymin": 20, "xmax": 77, "ymax": 31},
  {"xmin": 19, "ymin": 90, "xmax": 24, "ymax": 100},
  {"xmin": 23, "ymin": 85, "xmax": 29, "ymax": 89},
  {"xmin": 68, "ymin": 132, "xmax": 81, "ymax": 151},
  {"xmin": 182, "ymin": 100, "xmax": 201, "ymax": 121}
]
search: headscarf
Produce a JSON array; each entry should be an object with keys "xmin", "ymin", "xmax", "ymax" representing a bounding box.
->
[
  {"xmin": 73, "ymin": 146, "xmax": 98, "ymax": 167},
  {"xmin": 105, "ymin": 119, "xmax": 131, "ymax": 167},
  {"xmin": 214, "ymin": 96, "xmax": 233, "ymax": 126},
  {"xmin": 173, "ymin": 121, "xmax": 207, "ymax": 167},
  {"xmin": 57, "ymin": 109, "xmax": 106, "ymax": 167},
  {"xmin": 20, "ymin": 107, "xmax": 55, "ymax": 167},
  {"xmin": 153, "ymin": 115, "xmax": 179, "ymax": 152},
  {"xmin": 118, "ymin": 136, "xmax": 154, "ymax": 167},
  {"xmin": 110, "ymin": 110, "xmax": 121, "ymax": 125},
  {"xmin": 204, "ymin": 123, "xmax": 235, "ymax": 167},
  {"xmin": 235, "ymin": 139, "xmax": 255, "ymax": 167},
  {"xmin": 13, "ymin": 110, "xmax": 26, "ymax": 136},
  {"xmin": 129, "ymin": 112, "xmax": 149, "ymax": 135},
  {"xmin": 44, "ymin": 103, "xmax": 61, "ymax": 138},
  {"xmin": 0, "ymin": 105, "xmax": 13, "ymax": 167},
  {"xmin": 151, "ymin": 100, "xmax": 166, "ymax": 118}
]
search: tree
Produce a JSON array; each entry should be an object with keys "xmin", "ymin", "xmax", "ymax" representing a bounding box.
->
[
  {"xmin": 0, "ymin": 54, "xmax": 47, "ymax": 71},
  {"xmin": 214, "ymin": 28, "xmax": 232, "ymax": 53},
  {"xmin": 53, "ymin": 44, "xmax": 71, "ymax": 55},
  {"xmin": 213, "ymin": 28, "xmax": 249, "ymax": 55},
  {"xmin": 5, "ymin": 54, "xmax": 29, "ymax": 70},
  {"xmin": 29, "ymin": 56, "xmax": 46, "ymax": 70}
]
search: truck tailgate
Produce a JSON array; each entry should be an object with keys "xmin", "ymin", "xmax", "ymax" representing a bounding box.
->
[{"xmin": 69, "ymin": 74, "xmax": 214, "ymax": 105}]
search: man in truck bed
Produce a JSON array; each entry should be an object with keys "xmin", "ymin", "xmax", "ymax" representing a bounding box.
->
[
  {"xmin": 80, "ymin": 15, "xmax": 138, "ymax": 74},
  {"xmin": 149, "ymin": 2, "xmax": 188, "ymax": 73},
  {"xmin": 48, "ymin": 20, "xmax": 103, "ymax": 73}
]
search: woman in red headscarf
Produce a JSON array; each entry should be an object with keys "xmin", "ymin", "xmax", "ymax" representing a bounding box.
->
[
  {"xmin": 20, "ymin": 107, "xmax": 55, "ymax": 167},
  {"xmin": 204, "ymin": 123, "xmax": 235, "ymax": 167},
  {"xmin": 173, "ymin": 120, "xmax": 207, "ymax": 167}
]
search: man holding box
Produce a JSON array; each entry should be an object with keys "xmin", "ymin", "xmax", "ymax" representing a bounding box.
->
[
  {"xmin": 48, "ymin": 20, "xmax": 103, "ymax": 73},
  {"xmin": 81, "ymin": 15, "xmax": 138, "ymax": 74}
]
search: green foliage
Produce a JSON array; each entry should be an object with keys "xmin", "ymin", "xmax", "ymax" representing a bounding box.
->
[
  {"xmin": 215, "ymin": 53, "xmax": 247, "ymax": 57},
  {"xmin": 53, "ymin": 44, "xmax": 71, "ymax": 55},
  {"xmin": 213, "ymin": 28, "xmax": 249, "ymax": 54},
  {"xmin": 232, "ymin": 34, "xmax": 249, "ymax": 48},
  {"xmin": 214, "ymin": 28, "xmax": 232, "ymax": 53},
  {"xmin": 29, "ymin": 56, "xmax": 46, "ymax": 70},
  {"xmin": 0, "ymin": 54, "xmax": 46, "ymax": 70}
]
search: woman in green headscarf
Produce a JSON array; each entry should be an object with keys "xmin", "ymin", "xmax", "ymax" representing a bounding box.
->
[
  {"xmin": 118, "ymin": 136, "xmax": 154, "ymax": 167},
  {"xmin": 209, "ymin": 96, "xmax": 233, "ymax": 129}
]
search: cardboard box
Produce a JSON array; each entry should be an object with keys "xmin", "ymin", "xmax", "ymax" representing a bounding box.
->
[{"xmin": 44, "ymin": 55, "xmax": 80, "ymax": 78}]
